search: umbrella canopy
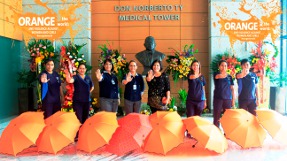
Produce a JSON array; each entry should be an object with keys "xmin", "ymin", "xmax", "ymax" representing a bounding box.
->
[
  {"xmin": 220, "ymin": 109, "xmax": 266, "ymax": 148},
  {"xmin": 106, "ymin": 113, "xmax": 152, "ymax": 155},
  {"xmin": 183, "ymin": 116, "xmax": 227, "ymax": 154},
  {"xmin": 0, "ymin": 112, "xmax": 45, "ymax": 156},
  {"xmin": 256, "ymin": 109, "xmax": 287, "ymax": 145},
  {"xmin": 143, "ymin": 111, "xmax": 185, "ymax": 155},
  {"xmin": 36, "ymin": 111, "xmax": 81, "ymax": 154},
  {"xmin": 77, "ymin": 111, "xmax": 118, "ymax": 153}
]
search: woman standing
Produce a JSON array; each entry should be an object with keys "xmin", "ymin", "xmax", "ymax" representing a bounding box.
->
[
  {"xmin": 146, "ymin": 59, "xmax": 170, "ymax": 113},
  {"xmin": 65, "ymin": 63, "xmax": 94, "ymax": 124},
  {"xmin": 95, "ymin": 59, "xmax": 119, "ymax": 112},
  {"xmin": 122, "ymin": 60, "xmax": 145, "ymax": 115},
  {"xmin": 186, "ymin": 60, "xmax": 207, "ymax": 117},
  {"xmin": 213, "ymin": 60, "xmax": 235, "ymax": 127},
  {"xmin": 40, "ymin": 58, "xmax": 64, "ymax": 119}
]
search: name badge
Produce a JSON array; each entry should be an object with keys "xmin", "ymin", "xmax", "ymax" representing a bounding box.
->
[
  {"xmin": 111, "ymin": 79, "xmax": 115, "ymax": 85},
  {"xmin": 133, "ymin": 84, "xmax": 137, "ymax": 90}
]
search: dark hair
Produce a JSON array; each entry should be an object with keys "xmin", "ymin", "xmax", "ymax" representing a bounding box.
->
[
  {"xmin": 102, "ymin": 59, "xmax": 114, "ymax": 72},
  {"xmin": 45, "ymin": 58, "xmax": 54, "ymax": 64},
  {"xmin": 241, "ymin": 59, "xmax": 249, "ymax": 66},
  {"xmin": 150, "ymin": 59, "xmax": 163, "ymax": 71},
  {"xmin": 218, "ymin": 60, "xmax": 227, "ymax": 67},
  {"xmin": 190, "ymin": 60, "xmax": 201, "ymax": 75},
  {"xmin": 77, "ymin": 63, "xmax": 86, "ymax": 69},
  {"xmin": 128, "ymin": 60, "xmax": 137, "ymax": 66}
]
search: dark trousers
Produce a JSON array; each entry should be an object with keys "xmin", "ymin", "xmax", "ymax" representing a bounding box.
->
[
  {"xmin": 186, "ymin": 100, "xmax": 205, "ymax": 117},
  {"xmin": 124, "ymin": 99, "xmax": 141, "ymax": 115},
  {"xmin": 213, "ymin": 99, "xmax": 232, "ymax": 127},
  {"xmin": 99, "ymin": 97, "xmax": 119, "ymax": 112},
  {"xmin": 239, "ymin": 99, "xmax": 257, "ymax": 115},
  {"xmin": 73, "ymin": 102, "xmax": 90, "ymax": 124},
  {"xmin": 42, "ymin": 101, "xmax": 61, "ymax": 119}
]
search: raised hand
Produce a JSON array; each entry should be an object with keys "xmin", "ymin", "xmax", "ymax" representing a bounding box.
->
[
  {"xmin": 126, "ymin": 72, "xmax": 133, "ymax": 83},
  {"xmin": 40, "ymin": 73, "xmax": 49, "ymax": 83},
  {"xmin": 95, "ymin": 69, "xmax": 102, "ymax": 81},
  {"xmin": 148, "ymin": 70, "xmax": 154, "ymax": 79}
]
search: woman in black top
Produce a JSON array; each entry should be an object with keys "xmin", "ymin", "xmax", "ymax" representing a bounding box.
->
[
  {"xmin": 146, "ymin": 59, "xmax": 170, "ymax": 113},
  {"xmin": 95, "ymin": 59, "xmax": 119, "ymax": 112}
]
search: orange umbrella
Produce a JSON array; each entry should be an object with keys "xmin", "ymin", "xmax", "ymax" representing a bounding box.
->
[
  {"xmin": 106, "ymin": 113, "xmax": 152, "ymax": 155},
  {"xmin": 256, "ymin": 109, "xmax": 287, "ymax": 145},
  {"xmin": 77, "ymin": 111, "xmax": 118, "ymax": 153},
  {"xmin": 143, "ymin": 111, "xmax": 185, "ymax": 155},
  {"xmin": 0, "ymin": 112, "xmax": 45, "ymax": 156},
  {"xmin": 220, "ymin": 109, "xmax": 266, "ymax": 148},
  {"xmin": 183, "ymin": 116, "xmax": 227, "ymax": 153},
  {"xmin": 36, "ymin": 111, "xmax": 81, "ymax": 154}
]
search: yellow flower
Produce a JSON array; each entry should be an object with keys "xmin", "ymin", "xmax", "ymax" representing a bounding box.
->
[
  {"xmin": 169, "ymin": 108, "xmax": 174, "ymax": 112},
  {"xmin": 67, "ymin": 101, "xmax": 72, "ymax": 106},
  {"xmin": 75, "ymin": 62, "xmax": 79, "ymax": 68}
]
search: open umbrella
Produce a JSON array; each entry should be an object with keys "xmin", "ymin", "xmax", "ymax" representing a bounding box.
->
[
  {"xmin": 0, "ymin": 112, "xmax": 45, "ymax": 156},
  {"xmin": 77, "ymin": 111, "xmax": 118, "ymax": 153},
  {"xmin": 106, "ymin": 113, "xmax": 152, "ymax": 155},
  {"xmin": 183, "ymin": 116, "xmax": 227, "ymax": 153},
  {"xmin": 143, "ymin": 111, "xmax": 185, "ymax": 155},
  {"xmin": 220, "ymin": 109, "xmax": 266, "ymax": 148},
  {"xmin": 256, "ymin": 109, "xmax": 287, "ymax": 145},
  {"xmin": 36, "ymin": 111, "xmax": 81, "ymax": 154}
]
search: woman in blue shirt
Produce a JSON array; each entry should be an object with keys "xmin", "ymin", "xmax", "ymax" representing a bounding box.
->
[
  {"xmin": 236, "ymin": 59, "xmax": 259, "ymax": 115},
  {"xmin": 65, "ymin": 63, "xmax": 94, "ymax": 124},
  {"xmin": 40, "ymin": 58, "xmax": 63, "ymax": 119},
  {"xmin": 213, "ymin": 60, "xmax": 235, "ymax": 127},
  {"xmin": 95, "ymin": 59, "xmax": 119, "ymax": 112},
  {"xmin": 186, "ymin": 60, "xmax": 207, "ymax": 117},
  {"xmin": 122, "ymin": 60, "xmax": 144, "ymax": 114}
]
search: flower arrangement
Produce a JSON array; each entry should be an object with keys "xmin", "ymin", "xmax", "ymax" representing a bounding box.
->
[
  {"xmin": 165, "ymin": 44, "xmax": 198, "ymax": 82},
  {"xmin": 211, "ymin": 51, "xmax": 241, "ymax": 79},
  {"xmin": 98, "ymin": 44, "xmax": 128, "ymax": 81},
  {"xmin": 249, "ymin": 41, "xmax": 278, "ymax": 77},
  {"xmin": 89, "ymin": 97, "xmax": 99, "ymax": 116},
  {"xmin": 167, "ymin": 97, "xmax": 177, "ymax": 112},
  {"xmin": 59, "ymin": 41, "xmax": 92, "ymax": 111},
  {"xmin": 27, "ymin": 39, "xmax": 58, "ymax": 73},
  {"xmin": 140, "ymin": 103, "xmax": 152, "ymax": 115}
]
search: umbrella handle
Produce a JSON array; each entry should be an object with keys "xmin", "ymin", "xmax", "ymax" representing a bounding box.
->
[{"xmin": 192, "ymin": 140, "xmax": 198, "ymax": 148}]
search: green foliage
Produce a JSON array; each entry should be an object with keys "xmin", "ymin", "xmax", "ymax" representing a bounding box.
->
[{"xmin": 17, "ymin": 69, "xmax": 37, "ymax": 88}]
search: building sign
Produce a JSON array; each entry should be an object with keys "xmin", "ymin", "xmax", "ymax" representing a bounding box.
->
[
  {"xmin": 212, "ymin": 0, "xmax": 281, "ymax": 46},
  {"xmin": 8, "ymin": 0, "xmax": 87, "ymax": 42},
  {"xmin": 114, "ymin": 4, "xmax": 183, "ymax": 21}
]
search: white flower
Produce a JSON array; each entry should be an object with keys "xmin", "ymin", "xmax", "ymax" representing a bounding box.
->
[
  {"xmin": 67, "ymin": 52, "xmax": 70, "ymax": 55},
  {"xmin": 174, "ymin": 106, "xmax": 177, "ymax": 110},
  {"xmin": 82, "ymin": 55, "xmax": 84, "ymax": 58},
  {"xmin": 69, "ymin": 56, "xmax": 73, "ymax": 59},
  {"xmin": 78, "ymin": 58, "xmax": 82, "ymax": 61}
]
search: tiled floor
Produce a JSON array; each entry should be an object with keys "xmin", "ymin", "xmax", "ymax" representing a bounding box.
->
[{"xmin": 1, "ymin": 115, "xmax": 287, "ymax": 161}]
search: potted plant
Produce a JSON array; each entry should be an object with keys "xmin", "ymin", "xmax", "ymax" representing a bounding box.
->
[
  {"xmin": 17, "ymin": 69, "xmax": 37, "ymax": 113},
  {"xmin": 269, "ymin": 72, "xmax": 287, "ymax": 114}
]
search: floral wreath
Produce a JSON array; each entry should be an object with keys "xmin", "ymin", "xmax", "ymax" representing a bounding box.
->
[
  {"xmin": 249, "ymin": 41, "xmax": 278, "ymax": 77},
  {"xmin": 210, "ymin": 51, "xmax": 241, "ymax": 79},
  {"xmin": 165, "ymin": 44, "xmax": 198, "ymax": 82},
  {"xmin": 98, "ymin": 43, "xmax": 128, "ymax": 81}
]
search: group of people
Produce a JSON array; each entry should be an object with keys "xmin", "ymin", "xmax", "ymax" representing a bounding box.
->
[{"xmin": 39, "ymin": 56, "xmax": 259, "ymax": 128}]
